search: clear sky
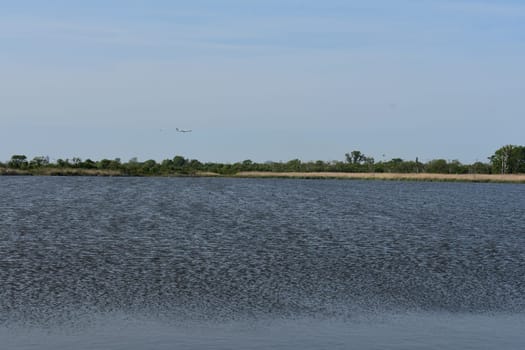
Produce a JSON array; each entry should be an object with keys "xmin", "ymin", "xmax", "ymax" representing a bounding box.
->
[{"xmin": 1, "ymin": 0, "xmax": 524, "ymax": 163}]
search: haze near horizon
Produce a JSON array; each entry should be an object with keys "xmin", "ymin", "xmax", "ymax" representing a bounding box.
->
[{"xmin": 1, "ymin": 0, "xmax": 524, "ymax": 163}]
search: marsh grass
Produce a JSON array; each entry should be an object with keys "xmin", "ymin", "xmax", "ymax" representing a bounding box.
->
[
  {"xmin": 2, "ymin": 167, "xmax": 523, "ymax": 183},
  {"xmin": 0, "ymin": 167, "xmax": 222, "ymax": 177},
  {"xmin": 234, "ymin": 171, "xmax": 525, "ymax": 183},
  {"xmin": 0, "ymin": 168, "xmax": 31, "ymax": 176},
  {"xmin": 0, "ymin": 168, "xmax": 122, "ymax": 176},
  {"xmin": 36, "ymin": 168, "xmax": 123, "ymax": 176}
]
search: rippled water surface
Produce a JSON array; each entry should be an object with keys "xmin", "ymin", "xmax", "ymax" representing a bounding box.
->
[{"xmin": 1, "ymin": 177, "xmax": 524, "ymax": 349}]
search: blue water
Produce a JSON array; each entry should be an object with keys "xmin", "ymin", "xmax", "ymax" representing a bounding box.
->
[{"xmin": 1, "ymin": 177, "xmax": 524, "ymax": 349}]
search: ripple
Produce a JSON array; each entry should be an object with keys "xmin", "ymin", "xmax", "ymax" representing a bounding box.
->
[{"xmin": 1, "ymin": 177, "xmax": 524, "ymax": 327}]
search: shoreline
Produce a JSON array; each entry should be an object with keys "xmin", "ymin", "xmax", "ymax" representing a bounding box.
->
[
  {"xmin": 234, "ymin": 171, "xmax": 525, "ymax": 183},
  {"xmin": 1, "ymin": 168, "xmax": 525, "ymax": 183}
]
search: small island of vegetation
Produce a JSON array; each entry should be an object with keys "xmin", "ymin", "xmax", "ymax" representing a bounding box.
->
[{"xmin": 1, "ymin": 145, "xmax": 524, "ymax": 183}]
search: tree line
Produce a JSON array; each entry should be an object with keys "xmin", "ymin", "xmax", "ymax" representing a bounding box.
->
[{"xmin": 1, "ymin": 145, "xmax": 524, "ymax": 176}]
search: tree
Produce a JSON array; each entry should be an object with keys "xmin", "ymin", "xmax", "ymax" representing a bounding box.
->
[
  {"xmin": 188, "ymin": 159, "xmax": 202, "ymax": 170},
  {"xmin": 173, "ymin": 155, "xmax": 186, "ymax": 168},
  {"xmin": 240, "ymin": 159, "xmax": 254, "ymax": 171},
  {"xmin": 345, "ymin": 150, "xmax": 365, "ymax": 164},
  {"xmin": 29, "ymin": 156, "xmax": 49, "ymax": 168},
  {"xmin": 363, "ymin": 156, "xmax": 375, "ymax": 165},
  {"xmin": 469, "ymin": 162, "xmax": 491, "ymax": 174},
  {"xmin": 98, "ymin": 159, "xmax": 112, "ymax": 169},
  {"xmin": 286, "ymin": 159, "xmax": 302, "ymax": 171},
  {"xmin": 56, "ymin": 159, "xmax": 70, "ymax": 168},
  {"xmin": 142, "ymin": 159, "xmax": 159, "ymax": 174},
  {"xmin": 448, "ymin": 160, "xmax": 468, "ymax": 174},
  {"xmin": 490, "ymin": 145, "xmax": 525, "ymax": 174},
  {"xmin": 425, "ymin": 159, "xmax": 448, "ymax": 173},
  {"xmin": 81, "ymin": 159, "xmax": 97, "ymax": 169},
  {"xmin": 8, "ymin": 155, "xmax": 28, "ymax": 169},
  {"xmin": 161, "ymin": 159, "xmax": 174, "ymax": 170},
  {"xmin": 313, "ymin": 160, "xmax": 327, "ymax": 172},
  {"xmin": 71, "ymin": 157, "xmax": 82, "ymax": 168}
]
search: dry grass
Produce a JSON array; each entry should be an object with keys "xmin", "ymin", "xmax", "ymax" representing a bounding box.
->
[
  {"xmin": 0, "ymin": 167, "xmax": 221, "ymax": 177},
  {"xmin": 234, "ymin": 171, "xmax": 525, "ymax": 183},
  {"xmin": 0, "ymin": 168, "xmax": 31, "ymax": 176},
  {"xmin": 2, "ymin": 167, "xmax": 523, "ymax": 183},
  {"xmin": 35, "ymin": 168, "xmax": 124, "ymax": 176},
  {"xmin": 0, "ymin": 167, "xmax": 123, "ymax": 176}
]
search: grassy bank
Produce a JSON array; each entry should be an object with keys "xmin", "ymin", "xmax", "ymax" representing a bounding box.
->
[
  {"xmin": 0, "ymin": 167, "xmax": 219, "ymax": 177},
  {"xmin": 2, "ymin": 167, "xmax": 524, "ymax": 183},
  {"xmin": 234, "ymin": 171, "xmax": 525, "ymax": 183},
  {"xmin": 0, "ymin": 167, "xmax": 123, "ymax": 176}
]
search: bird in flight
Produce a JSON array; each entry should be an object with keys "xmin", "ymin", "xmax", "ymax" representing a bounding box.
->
[{"xmin": 176, "ymin": 128, "xmax": 192, "ymax": 133}]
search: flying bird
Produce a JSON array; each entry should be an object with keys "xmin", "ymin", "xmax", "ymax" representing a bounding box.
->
[{"xmin": 176, "ymin": 128, "xmax": 192, "ymax": 133}]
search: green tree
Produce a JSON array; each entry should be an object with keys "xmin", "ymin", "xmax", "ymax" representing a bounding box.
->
[
  {"xmin": 56, "ymin": 158, "xmax": 70, "ymax": 168},
  {"xmin": 123, "ymin": 157, "xmax": 141, "ymax": 175},
  {"xmin": 141, "ymin": 159, "xmax": 159, "ymax": 174},
  {"xmin": 173, "ymin": 155, "xmax": 186, "ymax": 168},
  {"xmin": 425, "ymin": 159, "xmax": 448, "ymax": 173},
  {"xmin": 161, "ymin": 159, "xmax": 174, "ymax": 171},
  {"xmin": 286, "ymin": 159, "xmax": 302, "ymax": 171},
  {"xmin": 29, "ymin": 156, "xmax": 49, "ymax": 168},
  {"xmin": 376, "ymin": 158, "xmax": 420, "ymax": 174},
  {"xmin": 240, "ymin": 159, "xmax": 254, "ymax": 171},
  {"xmin": 188, "ymin": 159, "xmax": 202, "ymax": 172},
  {"xmin": 448, "ymin": 160, "xmax": 468, "ymax": 174},
  {"xmin": 72, "ymin": 157, "xmax": 82, "ymax": 168},
  {"xmin": 345, "ymin": 150, "xmax": 365, "ymax": 164},
  {"xmin": 490, "ymin": 145, "xmax": 525, "ymax": 174},
  {"xmin": 8, "ymin": 155, "xmax": 28, "ymax": 169},
  {"xmin": 80, "ymin": 159, "xmax": 97, "ymax": 169},
  {"xmin": 313, "ymin": 160, "xmax": 327, "ymax": 172},
  {"xmin": 469, "ymin": 162, "xmax": 491, "ymax": 174},
  {"xmin": 98, "ymin": 159, "xmax": 112, "ymax": 169}
]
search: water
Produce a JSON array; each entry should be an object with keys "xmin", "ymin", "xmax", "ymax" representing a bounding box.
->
[{"xmin": 1, "ymin": 177, "xmax": 524, "ymax": 349}]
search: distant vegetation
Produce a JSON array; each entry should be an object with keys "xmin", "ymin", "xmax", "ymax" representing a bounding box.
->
[{"xmin": 1, "ymin": 145, "xmax": 524, "ymax": 176}]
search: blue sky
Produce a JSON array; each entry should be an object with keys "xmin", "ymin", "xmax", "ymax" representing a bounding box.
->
[{"xmin": 1, "ymin": 0, "xmax": 524, "ymax": 163}]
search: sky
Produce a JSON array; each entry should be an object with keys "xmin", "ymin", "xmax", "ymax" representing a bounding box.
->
[{"xmin": 1, "ymin": 0, "xmax": 524, "ymax": 163}]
